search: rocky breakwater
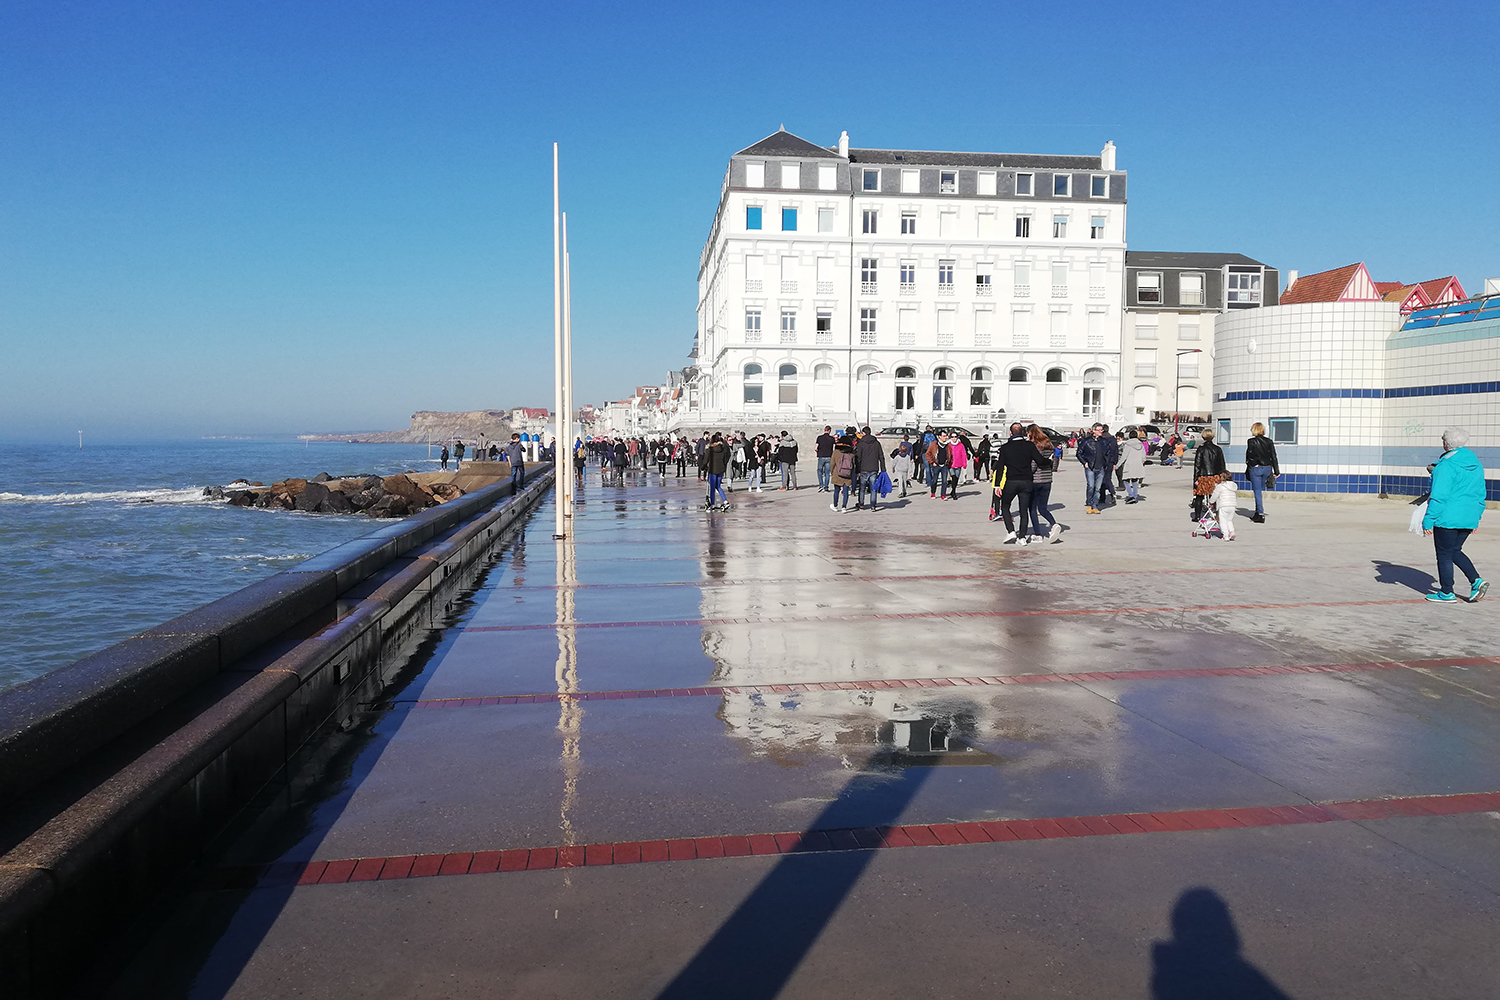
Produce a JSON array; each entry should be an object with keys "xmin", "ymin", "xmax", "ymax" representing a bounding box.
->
[{"xmin": 204, "ymin": 472, "xmax": 465, "ymax": 518}]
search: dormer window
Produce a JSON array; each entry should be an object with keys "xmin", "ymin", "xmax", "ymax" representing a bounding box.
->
[
  {"xmin": 862, "ymin": 168, "xmax": 880, "ymax": 191},
  {"xmin": 940, "ymin": 171, "xmax": 957, "ymax": 194}
]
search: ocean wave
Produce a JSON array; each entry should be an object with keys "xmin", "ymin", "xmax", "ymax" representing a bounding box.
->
[
  {"xmin": 0, "ymin": 487, "xmax": 213, "ymax": 506},
  {"xmin": 217, "ymin": 553, "xmax": 312, "ymax": 562}
]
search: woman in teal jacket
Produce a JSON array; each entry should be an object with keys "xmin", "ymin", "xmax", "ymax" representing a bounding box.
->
[{"xmin": 1422, "ymin": 427, "xmax": 1488, "ymax": 603}]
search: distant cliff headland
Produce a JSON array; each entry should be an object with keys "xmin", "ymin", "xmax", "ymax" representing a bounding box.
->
[{"xmin": 305, "ymin": 410, "xmax": 512, "ymax": 444}]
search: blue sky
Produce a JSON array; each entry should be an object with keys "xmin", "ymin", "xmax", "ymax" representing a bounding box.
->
[{"xmin": 2, "ymin": 0, "xmax": 1497, "ymax": 441}]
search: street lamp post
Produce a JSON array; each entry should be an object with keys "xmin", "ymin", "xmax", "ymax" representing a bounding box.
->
[
  {"xmin": 864, "ymin": 369, "xmax": 883, "ymax": 428},
  {"xmin": 1174, "ymin": 349, "xmax": 1203, "ymax": 438}
]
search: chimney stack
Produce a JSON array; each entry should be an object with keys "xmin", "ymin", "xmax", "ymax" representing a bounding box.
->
[
  {"xmin": 1286, "ymin": 270, "xmax": 1299, "ymax": 292},
  {"xmin": 838, "ymin": 130, "xmax": 849, "ymax": 158},
  {"xmin": 1100, "ymin": 140, "xmax": 1116, "ymax": 171}
]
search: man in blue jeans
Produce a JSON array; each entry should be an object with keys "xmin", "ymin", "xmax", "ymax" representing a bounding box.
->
[
  {"xmin": 501, "ymin": 434, "xmax": 526, "ymax": 491},
  {"xmin": 1075, "ymin": 423, "xmax": 1115, "ymax": 513},
  {"xmin": 1422, "ymin": 427, "xmax": 1487, "ymax": 603},
  {"xmin": 815, "ymin": 425, "xmax": 835, "ymax": 491},
  {"xmin": 853, "ymin": 426, "xmax": 887, "ymax": 511}
]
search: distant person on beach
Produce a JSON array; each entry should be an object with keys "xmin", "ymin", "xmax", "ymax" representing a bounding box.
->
[
  {"xmin": 454, "ymin": 441, "xmax": 466, "ymax": 469},
  {"xmin": 488, "ymin": 444, "xmax": 499, "ymax": 461},
  {"xmin": 501, "ymin": 434, "xmax": 524, "ymax": 490},
  {"xmin": 440, "ymin": 445, "xmax": 449, "ymax": 471}
]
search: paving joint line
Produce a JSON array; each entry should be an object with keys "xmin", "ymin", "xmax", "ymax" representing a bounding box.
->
[
  {"xmin": 387, "ymin": 655, "xmax": 1500, "ymax": 709},
  {"xmin": 205, "ymin": 791, "xmax": 1500, "ymax": 891}
]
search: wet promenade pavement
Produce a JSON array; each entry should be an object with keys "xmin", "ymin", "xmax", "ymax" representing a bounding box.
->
[{"xmin": 105, "ymin": 467, "xmax": 1500, "ymax": 998}]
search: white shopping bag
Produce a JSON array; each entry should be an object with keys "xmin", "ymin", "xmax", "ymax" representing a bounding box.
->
[{"xmin": 1408, "ymin": 501, "xmax": 1427, "ymax": 533}]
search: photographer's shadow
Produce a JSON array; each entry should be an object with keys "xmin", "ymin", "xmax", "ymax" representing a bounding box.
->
[{"xmin": 1151, "ymin": 888, "xmax": 1293, "ymax": 999}]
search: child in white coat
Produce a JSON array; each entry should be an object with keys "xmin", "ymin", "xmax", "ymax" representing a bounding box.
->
[{"xmin": 1210, "ymin": 475, "xmax": 1238, "ymax": 540}]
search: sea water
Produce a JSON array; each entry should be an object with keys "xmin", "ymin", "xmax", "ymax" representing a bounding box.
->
[{"xmin": 0, "ymin": 440, "xmax": 457, "ymax": 692}]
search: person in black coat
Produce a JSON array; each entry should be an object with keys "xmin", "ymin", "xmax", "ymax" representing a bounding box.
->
[
  {"xmin": 1244, "ymin": 424, "xmax": 1281, "ymax": 523},
  {"xmin": 1192, "ymin": 429, "xmax": 1228, "ymax": 521}
]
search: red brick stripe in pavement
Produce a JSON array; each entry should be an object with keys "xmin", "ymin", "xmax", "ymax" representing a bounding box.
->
[
  {"xmin": 522, "ymin": 566, "xmax": 1359, "ymax": 590},
  {"xmin": 230, "ymin": 792, "xmax": 1500, "ymax": 891},
  {"xmin": 457, "ymin": 598, "xmax": 1418, "ymax": 633},
  {"xmin": 396, "ymin": 654, "xmax": 1500, "ymax": 709}
]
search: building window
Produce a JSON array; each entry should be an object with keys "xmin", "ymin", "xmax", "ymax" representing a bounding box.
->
[
  {"xmin": 743, "ymin": 364, "xmax": 763, "ymax": 403},
  {"xmin": 816, "ymin": 310, "xmax": 833, "ymax": 344},
  {"xmin": 859, "ymin": 308, "xmax": 877, "ymax": 345},
  {"xmin": 901, "ymin": 212, "xmax": 916, "ymax": 234},
  {"xmin": 780, "ymin": 309, "xmax": 797, "ymax": 344},
  {"xmin": 1052, "ymin": 215, "xmax": 1068, "ymax": 239},
  {"xmin": 1012, "ymin": 306, "xmax": 1031, "ymax": 347},
  {"xmin": 861, "ymin": 257, "xmax": 878, "ymax": 294},
  {"xmin": 816, "ymin": 255, "xmax": 833, "ymax": 292},
  {"xmin": 815, "ymin": 363, "xmax": 834, "ymax": 382},
  {"xmin": 974, "ymin": 308, "xmax": 993, "ymax": 346},
  {"xmin": 938, "ymin": 211, "xmax": 956, "ymax": 238},
  {"xmin": 745, "ymin": 162, "xmax": 765, "ymax": 188},
  {"xmin": 862, "ymin": 168, "xmax": 880, "ymax": 191},
  {"xmin": 932, "ymin": 366, "xmax": 955, "ymax": 411},
  {"xmin": 978, "ymin": 171, "xmax": 997, "ymax": 196},
  {"xmin": 975, "ymin": 261, "xmax": 992, "ymax": 295},
  {"xmin": 818, "ymin": 164, "xmax": 836, "ymax": 190},
  {"xmin": 1180, "ymin": 321, "xmax": 1200, "ymax": 341},
  {"xmin": 940, "ymin": 171, "xmax": 957, "ymax": 194},
  {"xmin": 936, "ymin": 309, "xmax": 954, "ymax": 346},
  {"xmin": 1091, "ymin": 175, "xmax": 1108, "ymax": 198},
  {"xmin": 901, "ymin": 168, "xmax": 920, "ymax": 193},
  {"xmin": 1137, "ymin": 272, "xmax": 1162, "ymax": 303},
  {"xmin": 780, "ymin": 255, "xmax": 797, "ymax": 293},
  {"xmin": 745, "ymin": 254, "xmax": 763, "ymax": 292},
  {"xmin": 781, "ymin": 208, "xmax": 798, "ymax": 231},
  {"xmin": 1180, "ymin": 273, "xmax": 1205, "ymax": 306},
  {"xmin": 970, "ymin": 367, "xmax": 993, "ymax": 407},
  {"xmin": 1051, "ymin": 261, "xmax": 1068, "ymax": 297},
  {"xmin": 746, "ymin": 206, "xmax": 762, "ymax": 230},
  {"xmin": 1228, "ymin": 272, "xmax": 1262, "ymax": 304},
  {"xmin": 1046, "ymin": 367, "xmax": 1065, "ymax": 383},
  {"xmin": 1015, "ymin": 215, "xmax": 1031, "ymax": 238},
  {"xmin": 781, "ymin": 162, "xmax": 800, "ymax": 188},
  {"xmin": 1134, "ymin": 348, "xmax": 1157, "ymax": 377},
  {"xmin": 938, "ymin": 259, "xmax": 954, "ymax": 290},
  {"xmin": 1014, "ymin": 262, "xmax": 1031, "ymax": 297},
  {"xmin": 898, "ymin": 308, "xmax": 916, "ymax": 346},
  {"xmin": 1269, "ymin": 417, "xmax": 1298, "ymax": 444},
  {"xmin": 1087, "ymin": 308, "xmax": 1106, "ymax": 347},
  {"xmin": 900, "ymin": 260, "xmax": 916, "ymax": 292},
  {"xmin": 1180, "ymin": 351, "xmax": 1200, "ymax": 376},
  {"xmin": 894, "ymin": 365, "xmax": 916, "ymax": 411},
  {"xmin": 779, "ymin": 364, "xmax": 798, "ymax": 404},
  {"xmin": 1088, "ymin": 261, "xmax": 1106, "ymax": 299},
  {"xmin": 1218, "ymin": 419, "xmax": 1231, "ymax": 441},
  {"xmin": 745, "ymin": 309, "xmax": 763, "ymax": 342},
  {"xmin": 817, "ymin": 207, "xmax": 835, "ymax": 233},
  {"xmin": 1090, "ymin": 216, "xmax": 1106, "ymax": 239},
  {"xmin": 862, "ymin": 209, "xmax": 878, "ymax": 234},
  {"xmin": 1049, "ymin": 307, "xmax": 1068, "ymax": 347},
  {"xmin": 1053, "ymin": 174, "xmax": 1071, "ymax": 196},
  {"xmin": 1016, "ymin": 172, "xmax": 1033, "ymax": 196},
  {"xmin": 1136, "ymin": 321, "xmax": 1158, "ymax": 341}
]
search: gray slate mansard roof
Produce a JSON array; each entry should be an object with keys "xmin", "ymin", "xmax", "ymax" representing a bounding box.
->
[
  {"xmin": 732, "ymin": 129, "xmax": 1106, "ymax": 170},
  {"xmin": 1126, "ymin": 251, "xmax": 1270, "ymax": 269}
]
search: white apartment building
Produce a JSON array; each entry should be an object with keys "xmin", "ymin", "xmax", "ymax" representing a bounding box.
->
[
  {"xmin": 689, "ymin": 129, "xmax": 1128, "ymax": 431},
  {"xmin": 1121, "ymin": 252, "xmax": 1280, "ymax": 425}
]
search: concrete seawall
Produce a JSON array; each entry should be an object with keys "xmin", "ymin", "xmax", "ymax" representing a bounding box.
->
[{"xmin": 0, "ymin": 470, "xmax": 555, "ymax": 999}]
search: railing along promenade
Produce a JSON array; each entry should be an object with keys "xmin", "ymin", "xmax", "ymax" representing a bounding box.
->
[{"xmin": 0, "ymin": 471, "xmax": 554, "ymax": 999}]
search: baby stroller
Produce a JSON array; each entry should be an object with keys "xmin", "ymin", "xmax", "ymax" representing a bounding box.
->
[{"xmin": 1190, "ymin": 494, "xmax": 1223, "ymax": 539}]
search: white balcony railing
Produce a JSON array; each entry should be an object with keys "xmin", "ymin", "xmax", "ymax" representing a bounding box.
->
[
  {"xmin": 1051, "ymin": 284, "xmax": 1068, "ymax": 298},
  {"xmin": 816, "ymin": 281, "xmax": 834, "ymax": 294},
  {"xmin": 976, "ymin": 282, "xmax": 992, "ymax": 296},
  {"xmin": 861, "ymin": 281, "xmax": 878, "ymax": 295},
  {"xmin": 816, "ymin": 332, "xmax": 833, "ymax": 345},
  {"xmin": 898, "ymin": 332, "xmax": 915, "ymax": 346},
  {"xmin": 1135, "ymin": 365, "xmax": 1156, "ymax": 377},
  {"xmin": 900, "ymin": 283, "xmax": 916, "ymax": 296},
  {"xmin": 781, "ymin": 281, "xmax": 797, "ymax": 294},
  {"xmin": 1013, "ymin": 284, "xmax": 1030, "ymax": 298},
  {"xmin": 938, "ymin": 284, "xmax": 954, "ymax": 296},
  {"xmin": 746, "ymin": 330, "xmax": 762, "ymax": 343},
  {"xmin": 745, "ymin": 280, "xmax": 762, "ymax": 293},
  {"xmin": 1089, "ymin": 287, "xmax": 1105, "ymax": 299},
  {"xmin": 780, "ymin": 332, "xmax": 797, "ymax": 344}
]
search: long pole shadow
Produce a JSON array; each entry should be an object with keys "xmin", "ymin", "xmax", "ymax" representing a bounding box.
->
[{"xmin": 656, "ymin": 756, "xmax": 935, "ymax": 1000}]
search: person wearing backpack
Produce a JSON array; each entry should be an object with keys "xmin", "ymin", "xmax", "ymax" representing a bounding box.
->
[
  {"xmin": 830, "ymin": 429, "xmax": 857, "ymax": 513},
  {"xmin": 853, "ymin": 425, "xmax": 887, "ymax": 511}
]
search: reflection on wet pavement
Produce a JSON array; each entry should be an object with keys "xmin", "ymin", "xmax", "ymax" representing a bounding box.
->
[{"xmin": 102, "ymin": 471, "xmax": 1500, "ymax": 1000}]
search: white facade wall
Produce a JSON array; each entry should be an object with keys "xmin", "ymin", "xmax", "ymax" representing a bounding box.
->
[
  {"xmin": 1122, "ymin": 311, "xmax": 1215, "ymax": 421},
  {"xmin": 693, "ymin": 147, "xmax": 1126, "ymax": 432}
]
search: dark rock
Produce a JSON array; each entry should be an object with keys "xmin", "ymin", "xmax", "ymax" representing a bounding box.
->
[
  {"xmin": 255, "ymin": 494, "xmax": 274, "ymax": 508},
  {"xmin": 368, "ymin": 495, "xmax": 409, "ymax": 518},
  {"xmin": 294, "ymin": 482, "xmax": 330, "ymax": 512},
  {"xmin": 347, "ymin": 488, "xmax": 381, "ymax": 511},
  {"xmin": 311, "ymin": 472, "xmax": 333, "ymax": 483},
  {"xmin": 226, "ymin": 490, "xmax": 257, "ymax": 507},
  {"xmin": 381, "ymin": 474, "xmax": 432, "ymax": 509},
  {"xmin": 430, "ymin": 483, "xmax": 464, "ymax": 503},
  {"xmin": 317, "ymin": 490, "xmax": 353, "ymax": 514},
  {"xmin": 203, "ymin": 486, "xmax": 225, "ymax": 499},
  {"xmin": 230, "ymin": 478, "xmax": 250, "ymax": 485},
  {"xmin": 250, "ymin": 481, "xmax": 264, "ymax": 487}
]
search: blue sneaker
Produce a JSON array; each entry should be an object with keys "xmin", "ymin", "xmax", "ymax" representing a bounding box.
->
[
  {"xmin": 1470, "ymin": 578, "xmax": 1489, "ymax": 602},
  {"xmin": 1425, "ymin": 591, "xmax": 1458, "ymax": 603}
]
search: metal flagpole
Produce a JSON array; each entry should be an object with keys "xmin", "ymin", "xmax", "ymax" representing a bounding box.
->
[
  {"xmin": 561, "ymin": 212, "xmax": 575, "ymax": 524},
  {"xmin": 552, "ymin": 143, "xmax": 566, "ymax": 537}
]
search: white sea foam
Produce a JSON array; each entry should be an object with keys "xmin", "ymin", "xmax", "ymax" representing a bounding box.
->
[
  {"xmin": 0, "ymin": 487, "xmax": 213, "ymax": 506},
  {"xmin": 218, "ymin": 553, "xmax": 311, "ymax": 562}
]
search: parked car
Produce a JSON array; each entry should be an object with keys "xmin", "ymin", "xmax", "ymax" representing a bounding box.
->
[{"xmin": 877, "ymin": 425, "xmax": 920, "ymax": 438}]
